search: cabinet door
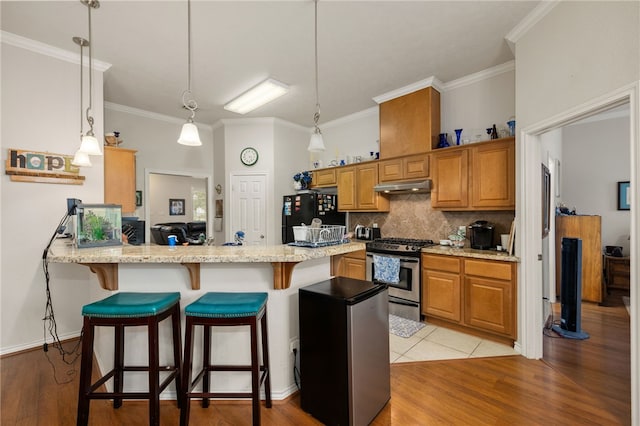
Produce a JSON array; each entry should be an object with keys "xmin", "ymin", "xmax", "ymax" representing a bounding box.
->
[
  {"xmin": 464, "ymin": 276, "xmax": 514, "ymax": 338},
  {"xmin": 422, "ymin": 269, "xmax": 461, "ymax": 321},
  {"xmin": 471, "ymin": 139, "xmax": 515, "ymax": 209},
  {"xmin": 312, "ymin": 168, "xmax": 337, "ymax": 187},
  {"xmin": 431, "ymin": 149, "xmax": 468, "ymax": 209},
  {"xmin": 343, "ymin": 258, "xmax": 366, "ymax": 280},
  {"xmin": 404, "ymin": 154, "xmax": 429, "ymax": 179},
  {"xmin": 337, "ymin": 166, "xmax": 357, "ymax": 210},
  {"xmin": 378, "ymin": 158, "xmax": 404, "ymax": 182},
  {"xmin": 379, "ymin": 87, "xmax": 440, "ymax": 158},
  {"xmin": 356, "ymin": 164, "xmax": 379, "ymax": 210},
  {"xmin": 104, "ymin": 147, "xmax": 137, "ymax": 214}
]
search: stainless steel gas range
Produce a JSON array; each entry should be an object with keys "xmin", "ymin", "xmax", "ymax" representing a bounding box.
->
[{"xmin": 365, "ymin": 238, "xmax": 435, "ymax": 322}]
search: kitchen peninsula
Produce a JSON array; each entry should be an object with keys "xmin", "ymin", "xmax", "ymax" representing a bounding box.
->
[{"xmin": 46, "ymin": 241, "xmax": 365, "ymax": 400}]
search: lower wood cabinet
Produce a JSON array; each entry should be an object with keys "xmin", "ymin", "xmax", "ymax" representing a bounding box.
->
[
  {"xmin": 422, "ymin": 253, "xmax": 517, "ymax": 341},
  {"xmin": 332, "ymin": 250, "xmax": 366, "ymax": 280}
]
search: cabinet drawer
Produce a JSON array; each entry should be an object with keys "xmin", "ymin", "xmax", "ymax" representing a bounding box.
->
[
  {"xmin": 344, "ymin": 249, "xmax": 366, "ymax": 260},
  {"xmin": 423, "ymin": 255, "xmax": 460, "ymax": 273},
  {"xmin": 464, "ymin": 259, "xmax": 512, "ymax": 281}
]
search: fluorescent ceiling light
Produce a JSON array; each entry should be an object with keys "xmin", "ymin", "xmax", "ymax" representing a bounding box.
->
[{"xmin": 224, "ymin": 78, "xmax": 289, "ymax": 114}]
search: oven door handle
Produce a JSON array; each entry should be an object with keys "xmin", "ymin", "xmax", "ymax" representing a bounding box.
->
[{"xmin": 366, "ymin": 253, "xmax": 419, "ymax": 263}]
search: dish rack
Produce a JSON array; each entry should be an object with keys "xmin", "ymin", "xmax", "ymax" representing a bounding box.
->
[{"xmin": 290, "ymin": 225, "xmax": 346, "ymax": 248}]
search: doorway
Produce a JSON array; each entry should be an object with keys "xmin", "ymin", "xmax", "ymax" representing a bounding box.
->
[
  {"xmin": 229, "ymin": 173, "xmax": 268, "ymax": 246},
  {"xmin": 518, "ymin": 84, "xmax": 638, "ymax": 422}
]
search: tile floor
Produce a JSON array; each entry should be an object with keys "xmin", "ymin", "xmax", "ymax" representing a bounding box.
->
[{"xmin": 389, "ymin": 322, "xmax": 519, "ymax": 363}]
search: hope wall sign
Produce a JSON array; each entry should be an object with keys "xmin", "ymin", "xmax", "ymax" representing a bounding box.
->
[{"xmin": 5, "ymin": 149, "xmax": 85, "ymax": 185}]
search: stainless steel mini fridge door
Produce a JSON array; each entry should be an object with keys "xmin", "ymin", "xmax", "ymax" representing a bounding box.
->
[{"xmin": 348, "ymin": 287, "xmax": 391, "ymax": 425}]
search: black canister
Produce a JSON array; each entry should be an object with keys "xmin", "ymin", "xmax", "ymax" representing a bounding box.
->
[{"xmin": 468, "ymin": 220, "xmax": 494, "ymax": 250}]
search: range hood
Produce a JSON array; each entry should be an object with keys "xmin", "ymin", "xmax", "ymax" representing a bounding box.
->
[{"xmin": 374, "ymin": 179, "xmax": 431, "ymax": 194}]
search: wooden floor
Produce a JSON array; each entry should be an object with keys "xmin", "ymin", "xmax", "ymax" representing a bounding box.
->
[
  {"xmin": 543, "ymin": 288, "xmax": 631, "ymax": 425},
  {"xmin": 1, "ymin": 291, "xmax": 630, "ymax": 425}
]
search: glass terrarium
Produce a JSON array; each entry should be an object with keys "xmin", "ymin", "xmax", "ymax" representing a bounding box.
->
[{"xmin": 76, "ymin": 204, "xmax": 123, "ymax": 248}]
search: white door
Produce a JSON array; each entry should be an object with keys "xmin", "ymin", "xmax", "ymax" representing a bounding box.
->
[{"xmin": 230, "ymin": 174, "xmax": 267, "ymax": 246}]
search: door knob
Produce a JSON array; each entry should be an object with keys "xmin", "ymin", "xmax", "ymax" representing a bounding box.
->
[{"xmin": 260, "ymin": 235, "xmax": 265, "ymax": 239}]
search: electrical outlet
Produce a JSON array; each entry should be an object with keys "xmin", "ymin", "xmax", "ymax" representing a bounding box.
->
[{"xmin": 289, "ymin": 337, "xmax": 299, "ymax": 353}]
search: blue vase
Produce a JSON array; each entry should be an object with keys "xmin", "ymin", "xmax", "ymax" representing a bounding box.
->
[
  {"xmin": 438, "ymin": 133, "xmax": 449, "ymax": 148},
  {"xmin": 454, "ymin": 129, "xmax": 463, "ymax": 145},
  {"xmin": 507, "ymin": 120, "xmax": 516, "ymax": 136}
]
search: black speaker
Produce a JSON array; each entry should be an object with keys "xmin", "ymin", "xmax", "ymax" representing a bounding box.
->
[{"xmin": 122, "ymin": 219, "xmax": 145, "ymax": 245}]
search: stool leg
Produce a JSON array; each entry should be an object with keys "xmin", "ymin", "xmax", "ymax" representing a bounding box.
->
[
  {"xmin": 113, "ymin": 324, "xmax": 125, "ymax": 409},
  {"xmin": 260, "ymin": 309, "xmax": 272, "ymax": 408},
  {"xmin": 250, "ymin": 317, "xmax": 260, "ymax": 426},
  {"xmin": 76, "ymin": 318, "xmax": 93, "ymax": 426},
  {"xmin": 171, "ymin": 304, "xmax": 183, "ymax": 409},
  {"xmin": 148, "ymin": 316, "xmax": 160, "ymax": 426},
  {"xmin": 202, "ymin": 324, "xmax": 211, "ymax": 408},
  {"xmin": 180, "ymin": 317, "xmax": 194, "ymax": 426}
]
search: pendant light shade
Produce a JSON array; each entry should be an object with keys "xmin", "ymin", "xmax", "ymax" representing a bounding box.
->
[
  {"xmin": 308, "ymin": 0, "xmax": 325, "ymax": 152},
  {"xmin": 178, "ymin": 0, "xmax": 202, "ymax": 146},
  {"xmin": 308, "ymin": 128, "xmax": 325, "ymax": 152},
  {"xmin": 72, "ymin": 149, "xmax": 92, "ymax": 167},
  {"xmin": 178, "ymin": 122, "xmax": 202, "ymax": 146},
  {"xmin": 79, "ymin": 133, "xmax": 102, "ymax": 155}
]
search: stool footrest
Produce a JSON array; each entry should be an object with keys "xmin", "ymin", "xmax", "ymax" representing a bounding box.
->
[{"xmin": 188, "ymin": 392, "xmax": 265, "ymax": 399}]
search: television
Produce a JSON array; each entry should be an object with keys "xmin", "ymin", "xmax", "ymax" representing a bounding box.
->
[{"xmin": 552, "ymin": 237, "xmax": 589, "ymax": 339}]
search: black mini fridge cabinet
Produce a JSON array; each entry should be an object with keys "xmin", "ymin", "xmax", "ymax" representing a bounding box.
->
[{"xmin": 299, "ymin": 277, "xmax": 390, "ymax": 425}]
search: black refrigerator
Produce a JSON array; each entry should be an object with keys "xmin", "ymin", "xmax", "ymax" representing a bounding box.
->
[
  {"xmin": 299, "ymin": 277, "xmax": 390, "ymax": 425},
  {"xmin": 282, "ymin": 192, "xmax": 345, "ymax": 244}
]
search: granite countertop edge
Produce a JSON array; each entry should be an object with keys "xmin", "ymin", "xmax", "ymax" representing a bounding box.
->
[
  {"xmin": 46, "ymin": 241, "xmax": 367, "ymax": 264},
  {"xmin": 422, "ymin": 246, "xmax": 519, "ymax": 262}
]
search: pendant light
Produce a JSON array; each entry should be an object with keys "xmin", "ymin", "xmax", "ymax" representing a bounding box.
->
[
  {"xmin": 308, "ymin": 0, "xmax": 326, "ymax": 152},
  {"xmin": 72, "ymin": 36, "xmax": 92, "ymax": 167},
  {"xmin": 77, "ymin": 0, "xmax": 102, "ymax": 156},
  {"xmin": 178, "ymin": 0, "xmax": 202, "ymax": 146}
]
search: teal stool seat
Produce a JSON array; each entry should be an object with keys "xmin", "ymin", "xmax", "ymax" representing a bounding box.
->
[
  {"xmin": 185, "ymin": 292, "xmax": 268, "ymax": 318},
  {"xmin": 181, "ymin": 292, "xmax": 271, "ymax": 426},
  {"xmin": 77, "ymin": 292, "xmax": 183, "ymax": 426},
  {"xmin": 82, "ymin": 292, "xmax": 181, "ymax": 318}
]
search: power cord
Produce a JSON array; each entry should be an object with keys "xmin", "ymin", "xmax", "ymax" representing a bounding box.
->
[
  {"xmin": 542, "ymin": 297, "xmax": 563, "ymax": 338},
  {"xmin": 42, "ymin": 210, "xmax": 83, "ymax": 384},
  {"xmin": 292, "ymin": 348, "xmax": 301, "ymax": 390}
]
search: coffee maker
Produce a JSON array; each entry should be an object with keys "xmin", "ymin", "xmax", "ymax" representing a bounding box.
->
[{"xmin": 468, "ymin": 220, "xmax": 494, "ymax": 250}]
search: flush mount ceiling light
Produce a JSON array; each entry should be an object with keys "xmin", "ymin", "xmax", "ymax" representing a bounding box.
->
[
  {"xmin": 308, "ymin": 0, "xmax": 326, "ymax": 152},
  {"xmin": 177, "ymin": 0, "xmax": 202, "ymax": 146},
  {"xmin": 224, "ymin": 78, "xmax": 289, "ymax": 115},
  {"xmin": 73, "ymin": 0, "xmax": 102, "ymax": 161}
]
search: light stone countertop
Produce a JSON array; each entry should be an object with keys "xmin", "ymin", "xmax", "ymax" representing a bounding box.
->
[
  {"xmin": 46, "ymin": 240, "xmax": 366, "ymax": 291},
  {"xmin": 422, "ymin": 245, "xmax": 519, "ymax": 262},
  {"xmin": 47, "ymin": 240, "xmax": 366, "ymax": 264}
]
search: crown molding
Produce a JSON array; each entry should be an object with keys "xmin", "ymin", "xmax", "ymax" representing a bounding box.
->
[
  {"xmin": 373, "ymin": 76, "xmax": 445, "ymax": 104},
  {"xmin": 105, "ymin": 102, "xmax": 211, "ymax": 130},
  {"xmin": 1, "ymin": 31, "xmax": 111, "ymax": 72},
  {"xmin": 505, "ymin": 1, "xmax": 560, "ymax": 52},
  {"xmin": 442, "ymin": 60, "xmax": 515, "ymax": 92}
]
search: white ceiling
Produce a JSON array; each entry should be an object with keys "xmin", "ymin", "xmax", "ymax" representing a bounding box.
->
[{"xmin": 1, "ymin": 1, "xmax": 540, "ymax": 128}]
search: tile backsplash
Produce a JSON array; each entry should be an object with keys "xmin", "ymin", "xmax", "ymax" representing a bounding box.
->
[{"xmin": 350, "ymin": 194, "xmax": 514, "ymax": 246}]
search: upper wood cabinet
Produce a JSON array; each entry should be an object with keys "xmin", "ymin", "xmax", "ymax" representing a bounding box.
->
[
  {"xmin": 378, "ymin": 153, "xmax": 429, "ymax": 182},
  {"xmin": 337, "ymin": 164, "xmax": 389, "ymax": 212},
  {"xmin": 431, "ymin": 138, "xmax": 515, "ymax": 211},
  {"xmin": 104, "ymin": 146, "xmax": 137, "ymax": 214},
  {"xmin": 379, "ymin": 87, "xmax": 441, "ymax": 158},
  {"xmin": 310, "ymin": 167, "xmax": 337, "ymax": 187}
]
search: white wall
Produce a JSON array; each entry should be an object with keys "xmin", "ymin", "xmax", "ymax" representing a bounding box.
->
[
  {"xmin": 441, "ymin": 66, "xmax": 515, "ymax": 143},
  {"xmin": 148, "ymin": 174, "xmax": 206, "ymax": 225},
  {"xmin": 562, "ymin": 115, "xmax": 631, "ymax": 253},
  {"xmin": 0, "ymin": 44, "xmax": 105, "ymax": 353},
  {"xmin": 213, "ymin": 123, "xmax": 226, "ymax": 244}
]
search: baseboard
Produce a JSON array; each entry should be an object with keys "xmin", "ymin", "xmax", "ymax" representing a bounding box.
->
[{"xmin": 0, "ymin": 332, "xmax": 81, "ymax": 358}]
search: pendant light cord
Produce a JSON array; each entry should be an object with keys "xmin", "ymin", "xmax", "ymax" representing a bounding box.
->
[
  {"xmin": 79, "ymin": 43, "xmax": 84, "ymax": 137},
  {"xmin": 313, "ymin": 0, "xmax": 320, "ymax": 127},
  {"xmin": 182, "ymin": 0, "xmax": 197, "ymax": 120},
  {"xmin": 84, "ymin": 0, "xmax": 98, "ymax": 136}
]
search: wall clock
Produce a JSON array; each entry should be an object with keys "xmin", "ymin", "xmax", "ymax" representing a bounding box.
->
[{"xmin": 240, "ymin": 147, "xmax": 258, "ymax": 166}]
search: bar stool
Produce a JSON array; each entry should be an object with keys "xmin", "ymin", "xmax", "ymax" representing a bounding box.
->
[
  {"xmin": 181, "ymin": 292, "xmax": 271, "ymax": 426},
  {"xmin": 76, "ymin": 292, "xmax": 182, "ymax": 426}
]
